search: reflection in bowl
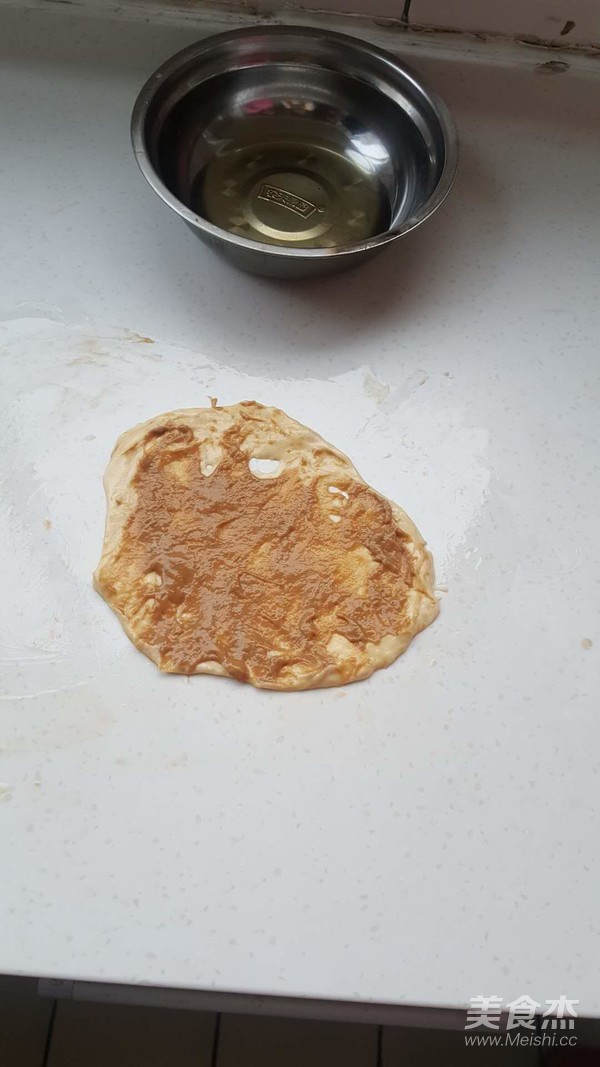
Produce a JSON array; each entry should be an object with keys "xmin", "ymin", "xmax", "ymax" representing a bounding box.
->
[{"xmin": 131, "ymin": 27, "xmax": 458, "ymax": 278}]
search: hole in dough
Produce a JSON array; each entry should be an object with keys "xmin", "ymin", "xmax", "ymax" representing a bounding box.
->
[{"xmin": 248, "ymin": 457, "xmax": 281, "ymax": 478}]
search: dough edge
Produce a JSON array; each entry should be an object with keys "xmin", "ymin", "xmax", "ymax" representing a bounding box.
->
[{"xmin": 93, "ymin": 401, "xmax": 439, "ymax": 690}]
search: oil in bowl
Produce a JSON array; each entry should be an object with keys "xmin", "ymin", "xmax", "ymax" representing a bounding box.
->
[{"xmin": 195, "ymin": 113, "xmax": 391, "ymax": 249}]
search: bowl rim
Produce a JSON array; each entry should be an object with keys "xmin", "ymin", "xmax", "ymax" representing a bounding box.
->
[{"xmin": 130, "ymin": 25, "xmax": 459, "ymax": 262}]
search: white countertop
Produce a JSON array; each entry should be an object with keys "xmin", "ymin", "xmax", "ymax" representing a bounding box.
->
[{"xmin": 1, "ymin": 2, "xmax": 599, "ymax": 1017}]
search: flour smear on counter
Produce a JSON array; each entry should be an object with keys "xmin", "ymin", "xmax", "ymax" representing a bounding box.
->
[{"xmin": 1, "ymin": 317, "xmax": 484, "ymax": 699}]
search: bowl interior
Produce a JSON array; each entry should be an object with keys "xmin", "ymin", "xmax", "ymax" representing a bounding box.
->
[{"xmin": 142, "ymin": 36, "xmax": 449, "ymax": 251}]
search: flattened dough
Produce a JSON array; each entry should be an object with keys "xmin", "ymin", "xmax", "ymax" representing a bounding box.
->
[{"xmin": 93, "ymin": 401, "xmax": 438, "ymax": 689}]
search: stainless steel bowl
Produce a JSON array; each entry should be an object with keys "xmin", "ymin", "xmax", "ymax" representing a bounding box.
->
[{"xmin": 131, "ymin": 26, "xmax": 458, "ymax": 278}]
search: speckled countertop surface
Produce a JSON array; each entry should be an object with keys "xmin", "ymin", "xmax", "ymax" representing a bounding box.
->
[{"xmin": 1, "ymin": 3, "xmax": 599, "ymax": 1016}]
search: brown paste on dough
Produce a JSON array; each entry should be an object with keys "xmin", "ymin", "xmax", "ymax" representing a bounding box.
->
[{"xmin": 105, "ymin": 420, "xmax": 417, "ymax": 685}]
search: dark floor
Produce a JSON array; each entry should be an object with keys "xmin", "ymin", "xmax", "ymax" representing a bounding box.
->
[{"xmin": 1, "ymin": 976, "xmax": 599, "ymax": 1066}]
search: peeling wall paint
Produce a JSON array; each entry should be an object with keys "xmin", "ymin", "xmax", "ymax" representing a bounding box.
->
[
  {"xmin": 408, "ymin": 0, "xmax": 598, "ymax": 47},
  {"xmin": 122, "ymin": 0, "xmax": 600, "ymax": 47},
  {"xmin": 16, "ymin": 0, "xmax": 600, "ymax": 55}
]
